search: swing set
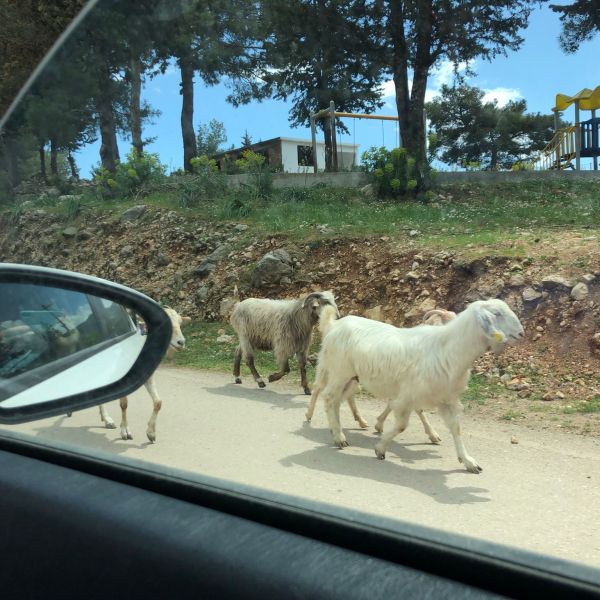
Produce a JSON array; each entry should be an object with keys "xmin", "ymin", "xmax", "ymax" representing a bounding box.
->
[{"xmin": 309, "ymin": 101, "xmax": 401, "ymax": 173}]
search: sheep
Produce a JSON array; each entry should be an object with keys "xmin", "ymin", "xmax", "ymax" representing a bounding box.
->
[
  {"xmin": 97, "ymin": 307, "xmax": 191, "ymax": 442},
  {"xmin": 231, "ymin": 291, "xmax": 339, "ymax": 395},
  {"xmin": 314, "ymin": 299, "xmax": 524, "ymax": 473},
  {"xmin": 305, "ymin": 308, "xmax": 456, "ymax": 439}
]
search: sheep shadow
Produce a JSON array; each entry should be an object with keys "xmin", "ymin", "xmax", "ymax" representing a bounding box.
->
[
  {"xmin": 27, "ymin": 415, "xmax": 152, "ymax": 453},
  {"xmin": 205, "ymin": 382, "xmax": 308, "ymax": 411},
  {"xmin": 283, "ymin": 425, "xmax": 490, "ymax": 505}
]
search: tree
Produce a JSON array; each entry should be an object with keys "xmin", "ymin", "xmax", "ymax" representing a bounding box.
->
[
  {"xmin": 551, "ymin": 1, "xmax": 600, "ymax": 52},
  {"xmin": 380, "ymin": 0, "xmax": 544, "ymax": 186},
  {"xmin": 241, "ymin": 130, "xmax": 253, "ymax": 148},
  {"xmin": 197, "ymin": 120, "xmax": 227, "ymax": 155},
  {"xmin": 427, "ymin": 83, "xmax": 557, "ymax": 169},
  {"xmin": 240, "ymin": 0, "xmax": 385, "ymax": 171}
]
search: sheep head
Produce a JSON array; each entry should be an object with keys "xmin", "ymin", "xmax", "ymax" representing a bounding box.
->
[
  {"xmin": 302, "ymin": 290, "xmax": 340, "ymax": 324},
  {"xmin": 163, "ymin": 307, "xmax": 191, "ymax": 351},
  {"xmin": 472, "ymin": 299, "xmax": 524, "ymax": 353}
]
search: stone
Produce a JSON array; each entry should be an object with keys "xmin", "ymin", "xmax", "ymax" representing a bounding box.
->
[
  {"xmin": 155, "ymin": 252, "xmax": 171, "ymax": 267},
  {"xmin": 250, "ymin": 249, "xmax": 293, "ymax": 288},
  {"xmin": 405, "ymin": 271, "xmax": 420, "ymax": 281},
  {"xmin": 522, "ymin": 287, "xmax": 542, "ymax": 302},
  {"xmin": 363, "ymin": 306, "xmax": 383, "ymax": 321},
  {"xmin": 120, "ymin": 204, "xmax": 147, "ymax": 222},
  {"xmin": 359, "ymin": 183, "xmax": 377, "ymax": 198},
  {"xmin": 580, "ymin": 273, "xmax": 596, "ymax": 284},
  {"xmin": 408, "ymin": 229, "xmax": 420, "ymax": 237},
  {"xmin": 216, "ymin": 334, "xmax": 235, "ymax": 344},
  {"xmin": 234, "ymin": 224, "xmax": 249, "ymax": 232},
  {"xmin": 62, "ymin": 227, "xmax": 78, "ymax": 238},
  {"xmin": 120, "ymin": 245, "xmax": 134, "ymax": 257},
  {"xmin": 511, "ymin": 436, "xmax": 519, "ymax": 444},
  {"xmin": 58, "ymin": 194, "xmax": 83, "ymax": 202},
  {"xmin": 591, "ymin": 333, "xmax": 600, "ymax": 351},
  {"xmin": 193, "ymin": 244, "xmax": 229, "ymax": 278},
  {"xmin": 570, "ymin": 282, "xmax": 589, "ymax": 301},
  {"xmin": 541, "ymin": 275, "xmax": 573, "ymax": 290},
  {"xmin": 508, "ymin": 274, "xmax": 525, "ymax": 287},
  {"xmin": 196, "ymin": 286, "xmax": 209, "ymax": 302},
  {"xmin": 77, "ymin": 229, "xmax": 93, "ymax": 240}
]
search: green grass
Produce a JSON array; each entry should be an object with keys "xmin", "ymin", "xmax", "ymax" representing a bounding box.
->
[
  {"xmin": 462, "ymin": 374, "xmax": 493, "ymax": 408},
  {"xmin": 501, "ymin": 410, "xmax": 524, "ymax": 421},
  {"xmin": 5, "ymin": 178, "xmax": 600, "ymax": 251},
  {"xmin": 562, "ymin": 397, "xmax": 600, "ymax": 415}
]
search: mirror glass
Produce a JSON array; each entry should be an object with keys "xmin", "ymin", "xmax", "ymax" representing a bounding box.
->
[{"xmin": 0, "ymin": 282, "xmax": 146, "ymax": 408}]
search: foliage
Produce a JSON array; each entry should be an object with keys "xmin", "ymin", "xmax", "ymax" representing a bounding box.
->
[
  {"xmin": 92, "ymin": 150, "xmax": 166, "ymax": 199},
  {"xmin": 197, "ymin": 120, "xmax": 228, "ymax": 156},
  {"xmin": 362, "ymin": 147, "xmax": 418, "ymax": 198},
  {"xmin": 426, "ymin": 83, "xmax": 558, "ymax": 170},
  {"xmin": 234, "ymin": 149, "xmax": 273, "ymax": 200},
  {"xmin": 179, "ymin": 155, "xmax": 227, "ymax": 207},
  {"xmin": 551, "ymin": 1, "xmax": 600, "ymax": 52}
]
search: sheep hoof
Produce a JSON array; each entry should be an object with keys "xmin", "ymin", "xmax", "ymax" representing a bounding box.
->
[
  {"xmin": 303, "ymin": 387, "xmax": 311, "ymax": 395},
  {"xmin": 429, "ymin": 434, "xmax": 442, "ymax": 444},
  {"xmin": 104, "ymin": 420, "xmax": 117, "ymax": 430},
  {"xmin": 257, "ymin": 380, "xmax": 266, "ymax": 388},
  {"xmin": 461, "ymin": 457, "xmax": 482, "ymax": 473},
  {"xmin": 305, "ymin": 414, "xmax": 312, "ymax": 423},
  {"xmin": 375, "ymin": 448, "xmax": 386, "ymax": 460},
  {"xmin": 335, "ymin": 439, "xmax": 348, "ymax": 449},
  {"xmin": 374, "ymin": 424, "xmax": 383, "ymax": 434},
  {"xmin": 120, "ymin": 428, "xmax": 133, "ymax": 440},
  {"xmin": 357, "ymin": 419, "xmax": 369, "ymax": 429},
  {"xmin": 235, "ymin": 377, "xmax": 242, "ymax": 384},
  {"xmin": 146, "ymin": 431, "xmax": 156, "ymax": 443}
]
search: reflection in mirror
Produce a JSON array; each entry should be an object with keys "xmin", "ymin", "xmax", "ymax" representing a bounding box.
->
[{"xmin": 0, "ymin": 282, "xmax": 146, "ymax": 408}]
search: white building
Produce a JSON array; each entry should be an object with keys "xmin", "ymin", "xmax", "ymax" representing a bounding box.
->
[{"xmin": 212, "ymin": 136, "xmax": 359, "ymax": 173}]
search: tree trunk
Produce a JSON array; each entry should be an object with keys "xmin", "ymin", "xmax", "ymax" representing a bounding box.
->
[
  {"xmin": 178, "ymin": 53, "xmax": 197, "ymax": 173},
  {"xmin": 130, "ymin": 53, "xmax": 144, "ymax": 156},
  {"xmin": 95, "ymin": 54, "xmax": 120, "ymax": 172},
  {"xmin": 67, "ymin": 151, "xmax": 79, "ymax": 181},
  {"xmin": 391, "ymin": 0, "xmax": 433, "ymax": 191},
  {"xmin": 321, "ymin": 118, "xmax": 333, "ymax": 171},
  {"xmin": 50, "ymin": 137, "xmax": 58, "ymax": 176},
  {"xmin": 1, "ymin": 135, "xmax": 20, "ymax": 190},
  {"xmin": 39, "ymin": 143, "xmax": 47, "ymax": 183}
]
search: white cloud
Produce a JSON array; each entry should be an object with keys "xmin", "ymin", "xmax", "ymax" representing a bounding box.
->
[{"xmin": 482, "ymin": 87, "xmax": 522, "ymax": 107}]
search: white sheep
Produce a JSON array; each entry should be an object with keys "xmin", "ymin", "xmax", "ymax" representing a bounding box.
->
[
  {"xmin": 231, "ymin": 291, "xmax": 339, "ymax": 395},
  {"xmin": 306, "ymin": 308, "xmax": 456, "ymax": 439},
  {"xmin": 314, "ymin": 299, "xmax": 524, "ymax": 473},
  {"xmin": 96, "ymin": 307, "xmax": 190, "ymax": 442}
]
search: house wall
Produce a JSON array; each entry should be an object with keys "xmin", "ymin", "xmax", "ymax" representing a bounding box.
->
[{"xmin": 280, "ymin": 140, "xmax": 358, "ymax": 173}]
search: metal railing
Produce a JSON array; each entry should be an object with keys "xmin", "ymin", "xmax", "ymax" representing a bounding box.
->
[{"xmin": 533, "ymin": 126, "xmax": 578, "ymax": 170}]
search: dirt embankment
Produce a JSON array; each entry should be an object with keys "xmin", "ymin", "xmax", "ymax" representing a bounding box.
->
[{"xmin": 2, "ymin": 205, "xmax": 599, "ymax": 432}]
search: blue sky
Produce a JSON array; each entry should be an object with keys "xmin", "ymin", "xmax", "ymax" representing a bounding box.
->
[{"xmin": 74, "ymin": 2, "xmax": 600, "ymax": 176}]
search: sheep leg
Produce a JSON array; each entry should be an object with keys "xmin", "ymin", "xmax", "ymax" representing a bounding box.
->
[
  {"xmin": 438, "ymin": 404, "xmax": 481, "ymax": 473},
  {"xmin": 416, "ymin": 409, "xmax": 441, "ymax": 444},
  {"xmin": 233, "ymin": 346, "xmax": 243, "ymax": 384},
  {"xmin": 374, "ymin": 404, "xmax": 412, "ymax": 460},
  {"xmin": 245, "ymin": 354, "xmax": 265, "ymax": 388},
  {"xmin": 119, "ymin": 396, "xmax": 133, "ymax": 440},
  {"xmin": 323, "ymin": 382, "xmax": 348, "ymax": 448},
  {"xmin": 375, "ymin": 404, "xmax": 391, "ymax": 433},
  {"xmin": 346, "ymin": 383, "xmax": 368, "ymax": 428},
  {"xmin": 144, "ymin": 375, "xmax": 161, "ymax": 443},
  {"xmin": 306, "ymin": 363, "xmax": 326, "ymax": 422},
  {"xmin": 99, "ymin": 404, "xmax": 116, "ymax": 429},
  {"xmin": 267, "ymin": 355, "xmax": 290, "ymax": 383},
  {"xmin": 297, "ymin": 351, "xmax": 310, "ymax": 395}
]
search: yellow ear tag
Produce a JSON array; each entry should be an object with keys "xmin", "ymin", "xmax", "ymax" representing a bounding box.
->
[{"xmin": 493, "ymin": 331, "xmax": 504, "ymax": 343}]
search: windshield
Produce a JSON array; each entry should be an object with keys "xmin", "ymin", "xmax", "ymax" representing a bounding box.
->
[{"xmin": 1, "ymin": 0, "xmax": 599, "ymax": 572}]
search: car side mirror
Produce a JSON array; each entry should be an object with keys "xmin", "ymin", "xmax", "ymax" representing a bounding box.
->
[{"xmin": 0, "ymin": 264, "xmax": 172, "ymax": 424}]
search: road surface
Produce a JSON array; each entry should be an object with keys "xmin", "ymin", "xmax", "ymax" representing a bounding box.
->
[{"xmin": 5, "ymin": 367, "xmax": 600, "ymax": 569}]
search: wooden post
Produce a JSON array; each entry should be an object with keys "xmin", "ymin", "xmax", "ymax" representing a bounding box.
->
[
  {"xmin": 329, "ymin": 100, "xmax": 338, "ymax": 171},
  {"xmin": 593, "ymin": 108, "xmax": 598, "ymax": 171},
  {"xmin": 310, "ymin": 114, "xmax": 318, "ymax": 174},
  {"xmin": 575, "ymin": 100, "xmax": 581, "ymax": 171}
]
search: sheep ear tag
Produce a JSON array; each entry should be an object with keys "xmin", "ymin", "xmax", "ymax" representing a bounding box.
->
[{"xmin": 493, "ymin": 330, "xmax": 504, "ymax": 343}]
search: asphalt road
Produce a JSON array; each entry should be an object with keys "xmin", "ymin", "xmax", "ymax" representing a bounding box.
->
[{"xmin": 5, "ymin": 366, "xmax": 600, "ymax": 569}]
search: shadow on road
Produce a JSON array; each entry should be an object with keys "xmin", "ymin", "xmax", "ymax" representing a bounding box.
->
[
  {"xmin": 282, "ymin": 423, "xmax": 490, "ymax": 505},
  {"xmin": 205, "ymin": 382, "xmax": 306, "ymax": 411},
  {"xmin": 29, "ymin": 415, "xmax": 152, "ymax": 453}
]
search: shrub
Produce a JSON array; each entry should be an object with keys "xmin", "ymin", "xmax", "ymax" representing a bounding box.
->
[
  {"xmin": 361, "ymin": 146, "xmax": 420, "ymax": 199},
  {"xmin": 92, "ymin": 150, "xmax": 166, "ymax": 199},
  {"xmin": 235, "ymin": 150, "xmax": 273, "ymax": 200}
]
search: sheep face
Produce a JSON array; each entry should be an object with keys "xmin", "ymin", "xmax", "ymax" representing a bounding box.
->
[
  {"xmin": 163, "ymin": 307, "xmax": 191, "ymax": 350},
  {"xmin": 473, "ymin": 299, "xmax": 524, "ymax": 353},
  {"xmin": 302, "ymin": 290, "xmax": 340, "ymax": 324}
]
